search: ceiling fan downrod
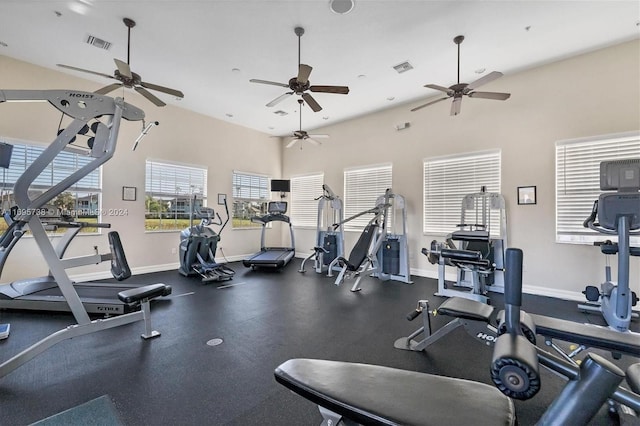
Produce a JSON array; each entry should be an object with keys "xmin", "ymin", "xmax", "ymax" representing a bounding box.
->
[
  {"xmin": 454, "ymin": 35, "xmax": 464, "ymax": 85},
  {"xmin": 295, "ymin": 27, "xmax": 305, "ymax": 68},
  {"xmin": 123, "ymin": 18, "xmax": 136, "ymax": 65}
]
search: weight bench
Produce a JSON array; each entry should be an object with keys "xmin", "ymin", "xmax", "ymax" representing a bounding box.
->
[
  {"xmin": 395, "ymin": 295, "xmax": 640, "ymax": 361},
  {"xmin": 275, "ymin": 358, "xmax": 516, "ymax": 425},
  {"xmin": 328, "ymin": 223, "xmax": 379, "ymax": 291},
  {"xmin": 0, "ymin": 283, "xmax": 171, "ymax": 378}
]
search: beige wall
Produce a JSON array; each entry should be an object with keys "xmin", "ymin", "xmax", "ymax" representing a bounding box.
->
[
  {"xmin": 0, "ymin": 55, "xmax": 281, "ymax": 283},
  {"xmin": 283, "ymin": 39, "xmax": 640, "ymax": 300},
  {"xmin": 1, "ymin": 39, "xmax": 639, "ymax": 300}
]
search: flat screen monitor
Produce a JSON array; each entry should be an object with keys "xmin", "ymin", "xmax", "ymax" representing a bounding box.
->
[
  {"xmin": 271, "ymin": 179, "xmax": 290, "ymax": 192},
  {"xmin": 0, "ymin": 142, "xmax": 13, "ymax": 169}
]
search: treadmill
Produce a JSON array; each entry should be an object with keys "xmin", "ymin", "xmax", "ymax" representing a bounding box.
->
[{"xmin": 243, "ymin": 201, "xmax": 295, "ymax": 269}]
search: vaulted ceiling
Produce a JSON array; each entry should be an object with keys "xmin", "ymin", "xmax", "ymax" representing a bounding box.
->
[{"xmin": 1, "ymin": 1, "xmax": 638, "ymax": 136}]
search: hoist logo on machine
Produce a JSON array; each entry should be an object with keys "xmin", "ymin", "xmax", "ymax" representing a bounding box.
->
[{"xmin": 67, "ymin": 92, "xmax": 95, "ymax": 99}]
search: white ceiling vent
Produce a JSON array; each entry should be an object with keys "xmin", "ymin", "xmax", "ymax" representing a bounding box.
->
[
  {"xmin": 85, "ymin": 35, "xmax": 111, "ymax": 50},
  {"xmin": 393, "ymin": 61, "xmax": 413, "ymax": 74},
  {"xmin": 273, "ymin": 110, "xmax": 288, "ymax": 116}
]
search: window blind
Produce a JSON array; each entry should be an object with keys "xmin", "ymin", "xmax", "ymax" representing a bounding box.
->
[
  {"xmin": 343, "ymin": 164, "xmax": 392, "ymax": 230},
  {"xmin": 556, "ymin": 131, "xmax": 640, "ymax": 244},
  {"xmin": 290, "ymin": 173, "xmax": 324, "ymax": 228},
  {"xmin": 423, "ymin": 150, "xmax": 501, "ymax": 235},
  {"xmin": 145, "ymin": 160, "xmax": 207, "ymax": 199}
]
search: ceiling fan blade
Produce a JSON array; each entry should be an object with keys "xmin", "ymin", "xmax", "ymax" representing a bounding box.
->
[
  {"xmin": 424, "ymin": 84, "xmax": 453, "ymax": 95},
  {"xmin": 308, "ymin": 134, "xmax": 329, "ymax": 138},
  {"xmin": 114, "ymin": 59, "xmax": 132, "ymax": 79},
  {"xmin": 135, "ymin": 86, "xmax": 166, "ymax": 107},
  {"xmin": 266, "ymin": 92, "xmax": 293, "ymax": 107},
  {"xmin": 286, "ymin": 138, "xmax": 299, "ymax": 148},
  {"xmin": 450, "ymin": 97, "xmax": 462, "ymax": 116},
  {"xmin": 140, "ymin": 81, "xmax": 184, "ymax": 98},
  {"xmin": 94, "ymin": 83, "xmax": 124, "ymax": 95},
  {"xmin": 302, "ymin": 93, "xmax": 322, "ymax": 112},
  {"xmin": 250, "ymin": 79, "xmax": 289, "ymax": 88},
  {"xmin": 468, "ymin": 91, "xmax": 511, "ymax": 101},
  {"xmin": 56, "ymin": 64, "xmax": 115, "ymax": 80},
  {"xmin": 465, "ymin": 71, "xmax": 503, "ymax": 91},
  {"xmin": 410, "ymin": 96, "xmax": 449, "ymax": 112},
  {"xmin": 297, "ymin": 64, "xmax": 312, "ymax": 84},
  {"xmin": 306, "ymin": 138, "xmax": 321, "ymax": 146},
  {"xmin": 309, "ymin": 85, "xmax": 349, "ymax": 94}
]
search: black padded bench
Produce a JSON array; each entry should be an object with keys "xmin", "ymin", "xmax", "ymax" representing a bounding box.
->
[
  {"xmin": 275, "ymin": 358, "xmax": 515, "ymax": 426},
  {"xmin": 117, "ymin": 283, "xmax": 172, "ymax": 304}
]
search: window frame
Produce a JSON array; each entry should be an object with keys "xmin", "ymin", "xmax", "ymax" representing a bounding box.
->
[
  {"xmin": 290, "ymin": 172, "xmax": 324, "ymax": 229},
  {"xmin": 423, "ymin": 150, "xmax": 502, "ymax": 237},
  {"xmin": 343, "ymin": 163, "xmax": 392, "ymax": 231},
  {"xmin": 0, "ymin": 137, "xmax": 103, "ymax": 235},
  {"xmin": 555, "ymin": 131, "xmax": 640, "ymax": 245},
  {"xmin": 144, "ymin": 159, "xmax": 208, "ymax": 233},
  {"xmin": 232, "ymin": 170, "xmax": 270, "ymax": 229}
]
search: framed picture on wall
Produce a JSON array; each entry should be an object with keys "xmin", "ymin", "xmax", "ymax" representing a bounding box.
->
[
  {"xmin": 122, "ymin": 186, "xmax": 137, "ymax": 201},
  {"xmin": 518, "ymin": 186, "xmax": 536, "ymax": 205}
]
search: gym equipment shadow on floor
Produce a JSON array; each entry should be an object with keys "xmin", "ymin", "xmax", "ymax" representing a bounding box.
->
[{"xmin": 1, "ymin": 259, "xmax": 638, "ymax": 425}]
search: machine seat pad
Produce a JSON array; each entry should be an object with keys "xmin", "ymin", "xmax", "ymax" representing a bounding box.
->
[
  {"xmin": 274, "ymin": 359, "xmax": 515, "ymax": 426},
  {"xmin": 437, "ymin": 297, "xmax": 495, "ymax": 322},
  {"xmin": 451, "ymin": 230, "xmax": 490, "ymax": 242},
  {"xmin": 118, "ymin": 283, "xmax": 171, "ymax": 304},
  {"xmin": 530, "ymin": 314, "xmax": 640, "ymax": 357},
  {"xmin": 626, "ymin": 364, "xmax": 640, "ymax": 394}
]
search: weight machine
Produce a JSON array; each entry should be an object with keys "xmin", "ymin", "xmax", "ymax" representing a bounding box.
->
[
  {"xmin": 0, "ymin": 90, "xmax": 171, "ymax": 378},
  {"xmin": 423, "ymin": 187, "xmax": 507, "ymax": 303},
  {"xmin": 298, "ymin": 184, "xmax": 344, "ymax": 274},
  {"xmin": 328, "ymin": 189, "xmax": 412, "ymax": 292}
]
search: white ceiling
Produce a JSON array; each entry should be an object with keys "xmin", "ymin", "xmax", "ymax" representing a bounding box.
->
[{"xmin": 1, "ymin": 1, "xmax": 639, "ymax": 136}]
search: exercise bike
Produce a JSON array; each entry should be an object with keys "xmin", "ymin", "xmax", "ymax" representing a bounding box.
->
[
  {"xmin": 579, "ymin": 159, "xmax": 640, "ymax": 332},
  {"xmin": 178, "ymin": 195, "xmax": 234, "ymax": 283}
]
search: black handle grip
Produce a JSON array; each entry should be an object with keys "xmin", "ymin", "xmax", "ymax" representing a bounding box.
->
[
  {"xmin": 406, "ymin": 309, "xmax": 421, "ymax": 321},
  {"xmin": 505, "ymin": 248, "xmax": 523, "ymax": 308},
  {"xmin": 583, "ymin": 200, "xmax": 598, "ymax": 228}
]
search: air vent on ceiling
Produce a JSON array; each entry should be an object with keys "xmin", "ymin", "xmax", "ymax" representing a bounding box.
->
[
  {"xmin": 393, "ymin": 61, "xmax": 413, "ymax": 74},
  {"xmin": 85, "ymin": 35, "xmax": 112, "ymax": 50},
  {"xmin": 273, "ymin": 110, "xmax": 288, "ymax": 116}
]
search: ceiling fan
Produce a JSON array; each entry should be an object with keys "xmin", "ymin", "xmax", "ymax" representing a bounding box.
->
[
  {"xmin": 281, "ymin": 99, "xmax": 329, "ymax": 148},
  {"xmin": 250, "ymin": 26, "xmax": 349, "ymax": 112},
  {"xmin": 57, "ymin": 18, "xmax": 184, "ymax": 107},
  {"xmin": 411, "ymin": 35, "xmax": 511, "ymax": 116}
]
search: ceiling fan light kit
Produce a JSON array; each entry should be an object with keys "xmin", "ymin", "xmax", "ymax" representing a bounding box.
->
[
  {"xmin": 56, "ymin": 17, "xmax": 184, "ymax": 107},
  {"xmin": 411, "ymin": 35, "xmax": 511, "ymax": 116}
]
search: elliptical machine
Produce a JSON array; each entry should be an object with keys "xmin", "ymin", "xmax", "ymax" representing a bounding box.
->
[
  {"xmin": 580, "ymin": 159, "xmax": 640, "ymax": 332},
  {"xmin": 178, "ymin": 194, "xmax": 234, "ymax": 283}
]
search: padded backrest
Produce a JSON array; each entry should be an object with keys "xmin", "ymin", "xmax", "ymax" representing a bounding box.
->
[
  {"xmin": 108, "ymin": 231, "xmax": 132, "ymax": 281},
  {"xmin": 346, "ymin": 224, "xmax": 378, "ymax": 270}
]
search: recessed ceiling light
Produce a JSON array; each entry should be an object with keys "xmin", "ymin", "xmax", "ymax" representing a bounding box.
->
[
  {"xmin": 225, "ymin": 113, "xmax": 234, "ymax": 118},
  {"xmin": 0, "ymin": 41, "xmax": 7, "ymax": 48},
  {"xmin": 525, "ymin": 25, "xmax": 532, "ymax": 31},
  {"xmin": 322, "ymin": 116, "xmax": 329, "ymax": 120},
  {"xmin": 475, "ymin": 68, "xmax": 486, "ymax": 74},
  {"xmin": 387, "ymin": 96, "xmax": 395, "ymax": 101},
  {"xmin": 232, "ymin": 68, "xmax": 240, "ymax": 73},
  {"xmin": 329, "ymin": 0, "xmax": 355, "ymax": 15},
  {"xmin": 357, "ymin": 74, "xmax": 366, "ymax": 79},
  {"xmin": 268, "ymin": 126, "xmax": 275, "ymax": 130}
]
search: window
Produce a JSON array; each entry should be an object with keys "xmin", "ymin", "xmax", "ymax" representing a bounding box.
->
[
  {"xmin": 0, "ymin": 139, "xmax": 102, "ymax": 233},
  {"xmin": 343, "ymin": 164, "xmax": 392, "ymax": 230},
  {"xmin": 290, "ymin": 173, "xmax": 324, "ymax": 228},
  {"xmin": 556, "ymin": 131, "xmax": 640, "ymax": 245},
  {"xmin": 232, "ymin": 171, "xmax": 269, "ymax": 228},
  {"xmin": 145, "ymin": 160, "xmax": 207, "ymax": 232},
  {"xmin": 423, "ymin": 150, "xmax": 501, "ymax": 235}
]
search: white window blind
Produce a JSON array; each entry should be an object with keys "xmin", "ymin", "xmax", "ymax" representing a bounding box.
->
[
  {"xmin": 556, "ymin": 131, "xmax": 640, "ymax": 244},
  {"xmin": 0, "ymin": 140, "xmax": 101, "ymax": 222},
  {"xmin": 232, "ymin": 171, "xmax": 269, "ymax": 228},
  {"xmin": 343, "ymin": 164, "xmax": 392, "ymax": 230},
  {"xmin": 423, "ymin": 150, "xmax": 501, "ymax": 235},
  {"xmin": 145, "ymin": 160, "xmax": 207, "ymax": 231},
  {"xmin": 290, "ymin": 173, "xmax": 324, "ymax": 228}
]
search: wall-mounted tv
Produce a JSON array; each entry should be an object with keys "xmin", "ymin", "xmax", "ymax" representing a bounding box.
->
[{"xmin": 271, "ymin": 179, "xmax": 290, "ymax": 192}]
